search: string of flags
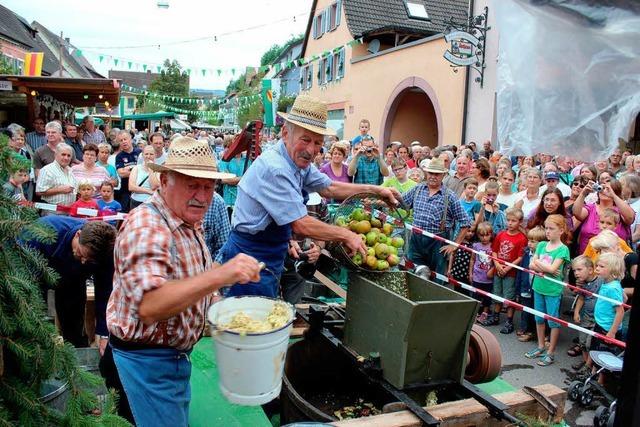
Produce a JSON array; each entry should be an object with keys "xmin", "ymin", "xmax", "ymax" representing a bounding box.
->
[
  {"xmin": 126, "ymin": 84, "xmax": 261, "ymax": 108},
  {"xmin": 75, "ymin": 38, "xmax": 363, "ymax": 79},
  {"xmin": 146, "ymin": 95, "xmax": 261, "ymax": 119}
]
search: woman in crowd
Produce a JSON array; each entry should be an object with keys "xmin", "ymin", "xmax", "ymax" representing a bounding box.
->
[
  {"xmin": 515, "ymin": 168, "xmax": 543, "ymax": 222},
  {"xmin": 472, "ymin": 158, "xmax": 491, "ymax": 194},
  {"xmin": 96, "ymin": 143, "xmax": 119, "ymax": 189},
  {"xmin": 527, "ymin": 188, "xmax": 573, "ymax": 231},
  {"xmin": 572, "ymin": 179, "xmax": 635, "ymax": 254},
  {"xmin": 579, "ymin": 164, "xmax": 599, "ymax": 182},
  {"xmin": 319, "ymin": 143, "xmax": 350, "ymax": 183},
  {"xmin": 128, "ymin": 145, "xmax": 160, "ymax": 210},
  {"xmin": 408, "ymin": 167, "xmax": 424, "ymax": 183},
  {"xmin": 398, "ymin": 145, "xmax": 415, "ymax": 169},
  {"xmin": 565, "ymin": 176, "xmax": 589, "ymax": 221},
  {"xmin": 71, "ymin": 143, "xmax": 110, "ymax": 195},
  {"xmin": 619, "ymin": 174, "xmax": 640, "ymax": 246},
  {"xmin": 495, "ymin": 158, "xmax": 512, "ymax": 178}
]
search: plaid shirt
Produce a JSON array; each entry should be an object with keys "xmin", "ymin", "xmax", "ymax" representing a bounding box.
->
[
  {"xmin": 353, "ymin": 156, "xmax": 383, "ymax": 185},
  {"xmin": 107, "ymin": 192, "xmax": 214, "ymax": 350},
  {"xmin": 402, "ymin": 184, "xmax": 471, "ymax": 234},
  {"xmin": 203, "ymin": 192, "xmax": 231, "ymax": 261},
  {"xmin": 83, "ymin": 129, "xmax": 106, "ymax": 145}
]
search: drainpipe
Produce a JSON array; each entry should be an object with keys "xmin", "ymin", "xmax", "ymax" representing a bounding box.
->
[{"xmin": 460, "ymin": 0, "xmax": 474, "ymax": 146}]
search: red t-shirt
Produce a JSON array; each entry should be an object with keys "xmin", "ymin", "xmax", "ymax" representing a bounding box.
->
[
  {"xmin": 491, "ymin": 230, "xmax": 528, "ymax": 277},
  {"xmin": 70, "ymin": 199, "xmax": 100, "ymax": 218}
]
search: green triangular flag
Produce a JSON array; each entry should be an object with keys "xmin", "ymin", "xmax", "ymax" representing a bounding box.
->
[
  {"xmin": 201, "ymin": 69, "xmax": 206, "ymax": 76},
  {"xmin": 157, "ymin": 65, "xmax": 162, "ymax": 72},
  {"xmin": 143, "ymin": 64, "xmax": 147, "ymax": 71},
  {"xmin": 217, "ymin": 69, "xmax": 222, "ymax": 76},
  {"xmin": 99, "ymin": 55, "xmax": 104, "ymax": 62},
  {"xmin": 114, "ymin": 58, "xmax": 119, "ymax": 66},
  {"xmin": 74, "ymin": 49, "xmax": 82, "ymax": 57},
  {"xmin": 128, "ymin": 61, "xmax": 133, "ymax": 69},
  {"xmin": 287, "ymin": 61, "xmax": 294, "ymax": 69},
  {"xmin": 231, "ymin": 68, "xmax": 236, "ymax": 75},
  {"xmin": 274, "ymin": 63, "xmax": 281, "ymax": 72}
]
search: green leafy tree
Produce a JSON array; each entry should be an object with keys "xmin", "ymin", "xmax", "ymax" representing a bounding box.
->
[
  {"xmin": 0, "ymin": 56, "xmax": 18, "ymax": 74},
  {"xmin": 0, "ymin": 136, "xmax": 129, "ymax": 426}
]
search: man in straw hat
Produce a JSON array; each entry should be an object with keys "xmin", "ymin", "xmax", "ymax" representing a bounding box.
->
[
  {"xmin": 401, "ymin": 157, "xmax": 471, "ymax": 276},
  {"xmin": 105, "ymin": 137, "xmax": 263, "ymax": 425},
  {"xmin": 218, "ymin": 94, "xmax": 399, "ymax": 298}
]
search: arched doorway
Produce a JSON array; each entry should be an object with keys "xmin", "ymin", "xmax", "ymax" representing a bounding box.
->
[{"xmin": 381, "ymin": 77, "xmax": 441, "ymax": 148}]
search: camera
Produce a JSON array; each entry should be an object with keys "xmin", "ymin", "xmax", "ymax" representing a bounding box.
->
[
  {"xmin": 366, "ymin": 147, "xmax": 373, "ymax": 153},
  {"xmin": 593, "ymin": 183, "xmax": 603, "ymax": 192}
]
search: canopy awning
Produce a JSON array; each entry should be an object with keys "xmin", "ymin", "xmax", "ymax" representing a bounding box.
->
[
  {"xmin": 191, "ymin": 122, "xmax": 215, "ymax": 129},
  {"xmin": 0, "ymin": 75, "xmax": 121, "ymax": 107},
  {"xmin": 121, "ymin": 111, "xmax": 175, "ymax": 121},
  {"xmin": 169, "ymin": 118, "xmax": 191, "ymax": 130},
  {"xmin": 74, "ymin": 112, "xmax": 104, "ymax": 125}
]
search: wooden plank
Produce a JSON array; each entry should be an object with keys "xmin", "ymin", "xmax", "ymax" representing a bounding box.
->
[
  {"xmin": 331, "ymin": 383, "xmax": 565, "ymax": 427},
  {"xmin": 314, "ymin": 270, "xmax": 347, "ymax": 299},
  {"xmin": 290, "ymin": 327, "xmax": 308, "ymax": 338}
]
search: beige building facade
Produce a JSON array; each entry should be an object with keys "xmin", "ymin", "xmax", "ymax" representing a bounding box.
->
[{"xmin": 301, "ymin": 0, "xmax": 469, "ymax": 149}]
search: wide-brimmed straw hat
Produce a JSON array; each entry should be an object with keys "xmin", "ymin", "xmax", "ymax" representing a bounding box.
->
[
  {"xmin": 423, "ymin": 158, "xmax": 448, "ymax": 174},
  {"xmin": 148, "ymin": 136, "xmax": 235, "ymax": 180},
  {"xmin": 277, "ymin": 94, "xmax": 336, "ymax": 136}
]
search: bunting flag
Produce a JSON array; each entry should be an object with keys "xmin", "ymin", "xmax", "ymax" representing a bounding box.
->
[{"xmin": 23, "ymin": 52, "xmax": 44, "ymax": 77}]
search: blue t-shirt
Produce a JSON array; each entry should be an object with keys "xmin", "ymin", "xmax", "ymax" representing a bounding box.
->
[
  {"xmin": 97, "ymin": 199, "xmax": 122, "ymax": 214},
  {"xmin": 460, "ymin": 199, "xmax": 480, "ymax": 217},
  {"xmin": 594, "ymin": 280, "xmax": 624, "ymax": 332}
]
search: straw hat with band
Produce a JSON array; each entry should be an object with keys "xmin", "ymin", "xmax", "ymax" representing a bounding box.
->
[
  {"xmin": 423, "ymin": 158, "xmax": 448, "ymax": 174},
  {"xmin": 148, "ymin": 136, "xmax": 235, "ymax": 180},
  {"xmin": 277, "ymin": 95, "xmax": 336, "ymax": 136}
]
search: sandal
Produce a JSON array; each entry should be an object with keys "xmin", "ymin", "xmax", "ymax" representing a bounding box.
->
[
  {"xmin": 516, "ymin": 330, "xmax": 525, "ymax": 337},
  {"xmin": 567, "ymin": 344, "xmax": 583, "ymax": 357},
  {"xmin": 518, "ymin": 332, "xmax": 534, "ymax": 342},
  {"xmin": 537, "ymin": 354, "xmax": 555, "ymax": 366},
  {"xmin": 525, "ymin": 347, "xmax": 546, "ymax": 359}
]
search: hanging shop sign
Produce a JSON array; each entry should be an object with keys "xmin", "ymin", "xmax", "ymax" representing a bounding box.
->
[{"xmin": 0, "ymin": 81, "xmax": 12, "ymax": 91}]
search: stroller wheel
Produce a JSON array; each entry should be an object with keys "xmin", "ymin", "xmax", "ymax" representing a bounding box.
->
[
  {"xmin": 579, "ymin": 386, "xmax": 594, "ymax": 407},
  {"xmin": 594, "ymin": 406, "xmax": 609, "ymax": 427},
  {"xmin": 568, "ymin": 380, "xmax": 582, "ymax": 401}
]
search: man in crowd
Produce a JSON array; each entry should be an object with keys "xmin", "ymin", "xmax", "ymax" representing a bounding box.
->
[
  {"xmin": 443, "ymin": 150, "xmax": 474, "ymax": 196},
  {"xmin": 608, "ymin": 148, "xmax": 625, "ymax": 176},
  {"xmin": 554, "ymin": 155, "xmax": 574, "ymax": 186},
  {"xmin": 33, "ymin": 121, "xmax": 75, "ymax": 176},
  {"xmin": 540, "ymin": 163, "xmax": 571, "ymax": 197},
  {"xmin": 64, "ymin": 123, "xmax": 83, "ymax": 164},
  {"xmin": 115, "ymin": 130, "xmax": 140, "ymax": 212},
  {"xmin": 82, "ymin": 116, "xmax": 106, "ymax": 145},
  {"xmin": 203, "ymin": 191, "xmax": 231, "ymax": 260},
  {"xmin": 402, "ymin": 157, "xmax": 471, "ymax": 275},
  {"xmin": 348, "ymin": 136, "xmax": 389, "ymax": 185},
  {"xmin": 106, "ymin": 137, "xmax": 262, "ymax": 425},
  {"xmin": 26, "ymin": 117, "xmax": 47, "ymax": 152},
  {"xmin": 35, "ymin": 143, "xmax": 77, "ymax": 210},
  {"xmin": 22, "ymin": 218, "xmax": 115, "ymax": 348},
  {"xmin": 137, "ymin": 132, "xmax": 167, "ymax": 165},
  {"xmin": 218, "ymin": 95, "xmax": 398, "ymax": 298},
  {"xmin": 481, "ymin": 140, "xmax": 494, "ymax": 158}
]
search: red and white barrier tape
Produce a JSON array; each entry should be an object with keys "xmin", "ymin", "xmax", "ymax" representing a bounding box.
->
[
  {"xmin": 370, "ymin": 208, "xmax": 631, "ymax": 310},
  {"xmin": 400, "ymin": 257, "xmax": 626, "ymax": 349},
  {"xmin": 34, "ymin": 202, "xmax": 127, "ymax": 222}
]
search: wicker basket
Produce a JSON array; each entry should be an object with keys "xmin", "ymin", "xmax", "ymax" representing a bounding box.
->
[{"xmin": 328, "ymin": 192, "xmax": 407, "ymax": 274}]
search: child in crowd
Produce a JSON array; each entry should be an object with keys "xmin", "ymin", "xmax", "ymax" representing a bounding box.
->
[
  {"xmin": 97, "ymin": 181, "xmax": 122, "ymax": 216},
  {"xmin": 351, "ymin": 119, "xmax": 371, "ymax": 145},
  {"xmin": 474, "ymin": 181, "xmax": 507, "ymax": 233},
  {"xmin": 497, "ymin": 170, "xmax": 518, "ymax": 209},
  {"xmin": 471, "ymin": 222, "xmax": 495, "ymax": 323},
  {"xmin": 70, "ymin": 181, "xmax": 100, "ymax": 218},
  {"xmin": 590, "ymin": 230, "xmax": 638, "ymax": 292},
  {"xmin": 590, "ymin": 252, "xmax": 625, "ymax": 382},
  {"xmin": 568, "ymin": 256, "xmax": 603, "ymax": 369},
  {"xmin": 486, "ymin": 208, "xmax": 528, "ymax": 333},
  {"xmin": 525, "ymin": 214, "xmax": 571, "ymax": 366},
  {"xmin": 460, "ymin": 178, "xmax": 481, "ymax": 218},
  {"xmin": 382, "ymin": 159, "xmax": 417, "ymax": 193},
  {"xmin": 447, "ymin": 227, "xmax": 474, "ymax": 290},
  {"xmin": 515, "ymin": 226, "xmax": 547, "ymax": 342},
  {"xmin": 583, "ymin": 209, "xmax": 632, "ymax": 260},
  {"xmin": 3, "ymin": 168, "xmax": 28, "ymax": 202}
]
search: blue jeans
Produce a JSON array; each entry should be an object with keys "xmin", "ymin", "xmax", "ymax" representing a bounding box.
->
[
  {"xmin": 113, "ymin": 347, "xmax": 192, "ymax": 427},
  {"xmin": 407, "ymin": 233, "xmax": 446, "ymax": 275},
  {"xmin": 533, "ymin": 292, "xmax": 562, "ymax": 329}
]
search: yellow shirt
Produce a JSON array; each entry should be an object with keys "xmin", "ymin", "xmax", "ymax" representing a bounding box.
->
[{"xmin": 583, "ymin": 237, "xmax": 632, "ymax": 261}]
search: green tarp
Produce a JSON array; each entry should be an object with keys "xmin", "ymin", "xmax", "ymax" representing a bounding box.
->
[{"xmin": 121, "ymin": 111, "xmax": 175, "ymax": 121}]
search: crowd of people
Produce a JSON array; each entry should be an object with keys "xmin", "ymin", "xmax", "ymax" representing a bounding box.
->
[{"xmin": 3, "ymin": 95, "xmax": 634, "ymax": 424}]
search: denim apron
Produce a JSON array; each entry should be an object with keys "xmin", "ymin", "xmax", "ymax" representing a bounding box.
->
[{"xmin": 219, "ymin": 220, "xmax": 292, "ymax": 298}]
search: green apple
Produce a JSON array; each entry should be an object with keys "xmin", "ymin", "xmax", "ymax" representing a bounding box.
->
[
  {"xmin": 366, "ymin": 231, "xmax": 378, "ymax": 246},
  {"xmin": 391, "ymin": 237, "xmax": 405, "ymax": 248},
  {"xmin": 351, "ymin": 253, "xmax": 363, "ymax": 265},
  {"xmin": 376, "ymin": 260, "xmax": 390, "ymax": 270},
  {"xmin": 387, "ymin": 254, "xmax": 400, "ymax": 266},
  {"xmin": 374, "ymin": 243, "xmax": 389, "ymax": 259}
]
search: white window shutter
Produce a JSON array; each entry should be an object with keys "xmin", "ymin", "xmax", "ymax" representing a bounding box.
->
[
  {"xmin": 336, "ymin": 0, "xmax": 342, "ymax": 27},
  {"xmin": 312, "ymin": 16, "xmax": 317, "ymax": 39},
  {"xmin": 324, "ymin": 9, "xmax": 330, "ymax": 34}
]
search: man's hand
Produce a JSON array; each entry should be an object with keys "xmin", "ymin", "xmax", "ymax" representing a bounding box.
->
[
  {"xmin": 377, "ymin": 186, "xmax": 400, "ymax": 207},
  {"xmin": 288, "ymin": 240, "xmax": 302, "ymax": 259},
  {"xmin": 440, "ymin": 244, "xmax": 456, "ymax": 257},
  {"xmin": 344, "ymin": 230, "xmax": 367, "ymax": 257},
  {"xmin": 304, "ymin": 242, "xmax": 321, "ymax": 264},
  {"xmin": 98, "ymin": 336, "xmax": 108, "ymax": 356},
  {"xmin": 573, "ymin": 312, "xmax": 581, "ymax": 324},
  {"xmin": 217, "ymin": 253, "xmax": 262, "ymax": 285},
  {"xmin": 59, "ymin": 185, "xmax": 75, "ymax": 194}
]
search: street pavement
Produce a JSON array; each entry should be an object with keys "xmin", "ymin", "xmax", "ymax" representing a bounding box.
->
[{"xmin": 486, "ymin": 298, "xmax": 611, "ymax": 427}]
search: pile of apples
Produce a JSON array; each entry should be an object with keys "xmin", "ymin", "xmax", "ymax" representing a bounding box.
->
[{"xmin": 335, "ymin": 207, "xmax": 404, "ymax": 271}]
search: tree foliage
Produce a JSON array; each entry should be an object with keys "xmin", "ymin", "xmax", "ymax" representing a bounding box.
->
[{"xmin": 0, "ymin": 135, "xmax": 130, "ymax": 426}]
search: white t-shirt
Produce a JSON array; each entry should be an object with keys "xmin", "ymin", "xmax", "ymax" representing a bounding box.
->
[
  {"xmin": 515, "ymin": 190, "xmax": 542, "ymax": 223},
  {"xmin": 497, "ymin": 192, "xmax": 520, "ymax": 209}
]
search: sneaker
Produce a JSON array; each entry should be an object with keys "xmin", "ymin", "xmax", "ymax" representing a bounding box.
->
[
  {"xmin": 500, "ymin": 321, "xmax": 514, "ymax": 334},
  {"xmin": 525, "ymin": 347, "xmax": 546, "ymax": 359},
  {"xmin": 537, "ymin": 354, "xmax": 555, "ymax": 366},
  {"xmin": 480, "ymin": 314, "xmax": 499, "ymax": 326},
  {"xmin": 476, "ymin": 312, "xmax": 488, "ymax": 324}
]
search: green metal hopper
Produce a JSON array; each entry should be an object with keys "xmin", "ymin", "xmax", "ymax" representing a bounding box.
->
[{"xmin": 343, "ymin": 271, "xmax": 479, "ymax": 389}]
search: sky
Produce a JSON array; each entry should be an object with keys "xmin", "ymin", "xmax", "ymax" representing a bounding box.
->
[{"xmin": 5, "ymin": 0, "xmax": 313, "ymax": 90}]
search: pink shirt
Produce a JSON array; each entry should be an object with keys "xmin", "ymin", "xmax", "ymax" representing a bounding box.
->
[
  {"xmin": 71, "ymin": 164, "xmax": 110, "ymax": 193},
  {"xmin": 578, "ymin": 203, "xmax": 630, "ymax": 253},
  {"xmin": 320, "ymin": 162, "xmax": 350, "ymax": 183}
]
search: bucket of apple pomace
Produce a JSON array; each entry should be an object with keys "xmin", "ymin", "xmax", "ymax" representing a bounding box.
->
[{"xmin": 207, "ymin": 296, "xmax": 295, "ymax": 405}]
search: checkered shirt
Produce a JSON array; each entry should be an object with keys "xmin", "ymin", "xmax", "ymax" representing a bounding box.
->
[
  {"xmin": 25, "ymin": 131, "xmax": 46, "ymax": 152},
  {"xmin": 203, "ymin": 192, "xmax": 231, "ymax": 261},
  {"xmin": 107, "ymin": 192, "xmax": 214, "ymax": 350},
  {"xmin": 83, "ymin": 129, "xmax": 106, "ymax": 145},
  {"xmin": 402, "ymin": 184, "xmax": 471, "ymax": 234},
  {"xmin": 353, "ymin": 156, "xmax": 383, "ymax": 185},
  {"xmin": 35, "ymin": 161, "xmax": 77, "ymax": 206}
]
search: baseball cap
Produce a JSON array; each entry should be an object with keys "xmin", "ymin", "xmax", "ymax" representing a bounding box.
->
[{"xmin": 545, "ymin": 171, "xmax": 560, "ymax": 181}]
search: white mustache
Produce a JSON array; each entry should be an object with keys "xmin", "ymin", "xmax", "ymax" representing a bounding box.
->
[
  {"xmin": 299, "ymin": 153, "xmax": 312, "ymax": 161},
  {"xmin": 188, "ymin": 200, "xmax": 206, "ymax": 208}
]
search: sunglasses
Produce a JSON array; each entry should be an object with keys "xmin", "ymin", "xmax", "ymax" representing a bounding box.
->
[{"xmin": 572, "ymin": 182, "xmax": 585, "ymax": 188}]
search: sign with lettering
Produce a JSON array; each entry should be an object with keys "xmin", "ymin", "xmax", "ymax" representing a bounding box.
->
[
  {"xmin": 0, "ymin": 81, "xmax": 12, "ymax": 91},
  {"xmin": 443, "ymin": 31, "xmax": 480, "ymax": 67}
]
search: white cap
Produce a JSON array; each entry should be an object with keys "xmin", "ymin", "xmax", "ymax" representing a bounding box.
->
[
  {"xmin": 419, "ymin": 159, "xmax": 431, "ymax": 169},
  {"xmin": 410, "ymin": 141, "xmax": 421, "ymax": 146},
  {"xmin": 390, "ymin": 141, "xmax": 402, "ymax": 146}
]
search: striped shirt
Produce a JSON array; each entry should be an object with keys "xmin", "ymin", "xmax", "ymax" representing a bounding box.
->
[
  {"xmin": 35, "ymin": 161, "xmax": 78, "ymax": 206},
  {"xmin": 25, "ymin": 131, "xmax": 46, "ymax": 152},
  {"xmin": 107, "ymin": 192, "xmax": 214, "ymax": 350},
  {"xmin": 402, "ymin": 184, "xmax": 471, "ymax": 234},
  {"xmin": 83, "ymin": 129, "xmax": 106, "ymax": 145},
  {"xmin": 71, "ymin": 164, "xmax": 110, "ymax": 193}
]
